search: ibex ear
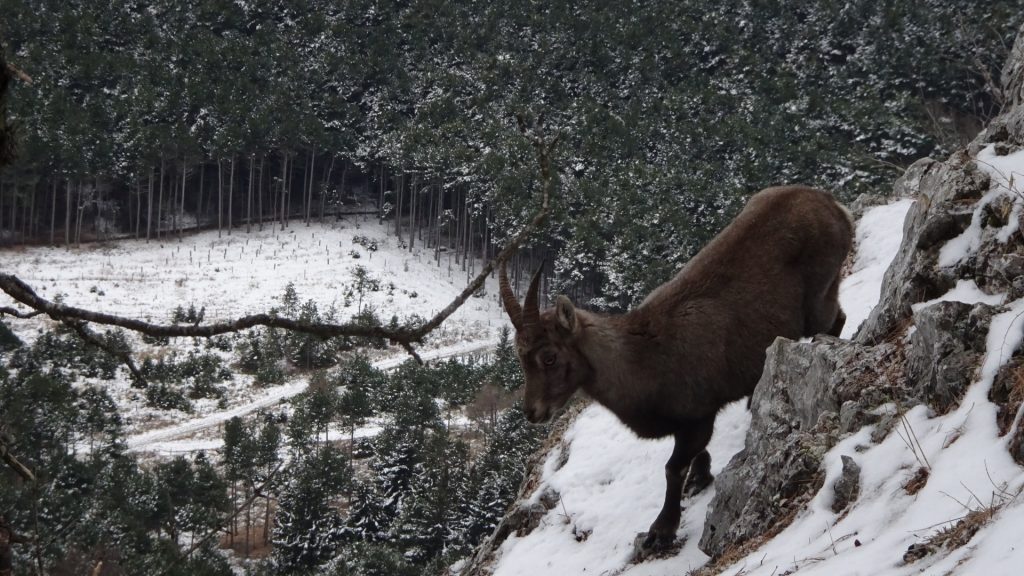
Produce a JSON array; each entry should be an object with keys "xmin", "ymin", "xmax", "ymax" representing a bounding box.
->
[{"xmin": 554, "ymin": 295, "xmax": 577, "ymax": 334}]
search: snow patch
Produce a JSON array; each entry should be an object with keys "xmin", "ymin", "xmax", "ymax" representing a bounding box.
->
[
  {"xmin": 911, "ymin": 278, "xmax": 1006, "ymax": 312},
  {"xmin": 839, "ymin": 199, "xmax": 914, "ymax": 338}
]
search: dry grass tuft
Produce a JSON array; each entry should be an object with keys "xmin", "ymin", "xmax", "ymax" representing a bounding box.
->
[
  {"xmin": 904, "ymin": 479, "xmax": 1022, "ymax": 565},
  {"xmin": 904, "ymin": 466, "xmax": 930, "ymax": 495},
  {"xmin": 927, "ymin": 507, "xmax": 995, "ymax": 551},
  {"xmin": 991, "ymin": 357, "xmax": 1024, "ymax": 435}
]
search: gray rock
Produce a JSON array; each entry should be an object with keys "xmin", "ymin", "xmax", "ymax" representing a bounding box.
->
[
  {"xmin": 906, "ymin": 302, "xmax": 996, "ymax": 414},
  {"xmin": 971, "ymin": 25, "xmax": 1024, "ymax": 149},
  {"xmin": 831, "ymin": 455, "xmax": 861, "ymax": 513},
  {"xmin": 855, "ymin": 159, "xmax": 957, "ymax": 344},
  {"xmin": 698, "ymin": 336, "xmax": 891, "ymax": 558},
  {"xmin": 989, "ymin": 355, "xmax": 1024, "ymax": 436},
  {"xmin": 1002, "ymin": 24, "xmax": 1024, "ymax": 109}
]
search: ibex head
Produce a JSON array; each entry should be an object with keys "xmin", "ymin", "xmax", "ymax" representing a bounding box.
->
[{"xmin": 499, "ymin": 261, "xmax": 593, "ymax": 423}]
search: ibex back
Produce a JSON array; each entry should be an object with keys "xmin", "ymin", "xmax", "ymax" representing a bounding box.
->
[{"xmin": 500, "ymin": 185, "xmax": 853, "ymax": 549}]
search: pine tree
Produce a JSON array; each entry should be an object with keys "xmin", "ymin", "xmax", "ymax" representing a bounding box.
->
[
  {"xmin": 490, "ymin": 325, "xmax": 523, "ymax": 392},
  {"xmin": 272, "ymin": 447, "xmax": 349, "ymax": 573},
  {"xmin": 461, "ymin": 406, "xmax": 541, "ymax": 548}
]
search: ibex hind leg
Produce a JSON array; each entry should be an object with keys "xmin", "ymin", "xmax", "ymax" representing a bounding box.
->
[
  {"xmin": 682, "ymin": 449, "xmax": 713, "ymax": 497},
  {"xmin": 828, "ymin": 308, "xmax": 846, "ymax": 337},
  {"xmin": 804, "ymin": 273, "xmax": 844, "ymax": 337}
]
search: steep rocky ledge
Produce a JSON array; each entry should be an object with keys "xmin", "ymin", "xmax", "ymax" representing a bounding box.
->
[
  {"xmin": 700, "ymin": 23, "xmax": 1024, "ymax": 564},
  {"xmin": 461, "ymin": 24, "xmax": 1024, "ymax": 576}
]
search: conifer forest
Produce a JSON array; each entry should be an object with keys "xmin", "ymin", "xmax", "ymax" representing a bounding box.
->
[{"xmin": 1, "ymin": 1, "xmax": 1022, "ymax": 575}]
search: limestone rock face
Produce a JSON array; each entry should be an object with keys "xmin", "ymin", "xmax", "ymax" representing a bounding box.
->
[
  {"xmin": 698, "ymin": 301, "xmax": 1001, "ymax": 558},
  {"xmin": 698, "ymin": 23, "xmax": 1024, "ymax": 560},
  {"xmin": 698, "ymin": 336, "xmax": 897, "ymax": 557},
  {"xmin": 906, "ymin": 301, "xmax": 996, "ymax": 414},
  {"xmin": 853, "ymin": 157, "xmax": 988, "ymax": 344},
  {"xmin": 982, "ymin": 23, "xmax": 1024, "ymax": 143}
]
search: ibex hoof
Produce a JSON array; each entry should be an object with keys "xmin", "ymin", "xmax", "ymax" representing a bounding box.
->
[{"xmin": 633, "ymin": 531, "xmax": 682, "ymax": 562}]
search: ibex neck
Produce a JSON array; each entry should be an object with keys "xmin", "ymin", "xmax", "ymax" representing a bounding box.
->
[{"xmin": 576, "ymin": 310, "xmax": 651, "ymax": 414}]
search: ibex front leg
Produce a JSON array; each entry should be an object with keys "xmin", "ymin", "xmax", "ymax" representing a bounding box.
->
[{"xmin": 642, "ymin": 417, "xmax": 715, "ymax": 550}]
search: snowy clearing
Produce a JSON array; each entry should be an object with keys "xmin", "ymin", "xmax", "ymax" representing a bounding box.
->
[{"xmin": 1, "ymin": 219, "xmax": 508, "ymax": 440}]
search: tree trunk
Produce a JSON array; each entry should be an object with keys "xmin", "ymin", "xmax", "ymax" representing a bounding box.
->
[
  {"xmin": 409, "ymin": 174, "xmax": 417, "ymax": 251},
  {"xmin": 285, "ymin": 153, "xmax": 293, "ymax": 226},
  {"xmin": 247, "ymin": 155, "xmax": 254, "ymax": 233},
  {"xmin": 263, "ymin": 496, "xmax": 272, "ymax": 545},
  {"xmin": 279, "ymin": 153, "xmax": 288, "ymax": 230},
  {"xmin": 217, "ymin": 158, "xmax": 224, "ymax": 237},
  {"xmin": 229, "ymin": 482, "xmax": 236, "ymax": 548},
  {"xmin": 157, "ymin": 159, "xmax": 164, "ymax": 240},
  {"xmin": 378, "ymin": 165, "xmax": 385, "ymax": 224},
  {"xmin": 179, "ymin": 158, "xmax": 187, "ymax": 238},
  {"xmin": 244, "ymin": 493, "xmax": 251, "ymax": 558},
  {"xmin": 75, "ymin": 181, "xmax": 85, "ymax": 248},
  {"xmin": 50, "ymin": 179, "xmax": 57, "ymax": 245},
  {"xmin": 395, "ymin": 171, "xmax": 403, "ymax": 242},
  {"xmin": 9, "ymin": 179, "xmax": 17, "ymax": 244},
  {"xmin": 27, "ymin": 180, "xmax": 35, "ymax": 242},
  {"xmin": 303, "ymin": 148, "xmax": 311, "ymax": 223},
  {"xmin": 228, "ymin": 155, "xmax": 235, "ymax": 235},
  {"xmin": 67, "ymin": 180, "xmax": 73, "ymax": 246},
  {"xmin": 258, "ymin": 155, "xmax": 265, "ymax": 231},
  {"xmin": 0, "ymin": 179, "xmax": 5, "ymax": 244},
  {"xmin": 435, "ymin": 184, "xmax": 443, "ymax": 265},
  {"xmin": 320, "ymin": 155, "xmax": 336, "ymax": 222},
  {"xmin": 135, "ymin": 176, "xmax": 142, "ymax": 239},
  {"xmin": 196, "ymin": 162, "xmax": 205, "ymax": 228},
  {"xmin": 170, "ymin": 169, "xmax": 178, "ymax": 237}
]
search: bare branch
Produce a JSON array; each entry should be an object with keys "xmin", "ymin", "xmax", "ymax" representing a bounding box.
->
[
  {"xmin": 0, "ymin": 119, "xmax": 561, "ymax": 364},
  {"xmin": 0, "ymin": 272, "xmax": 416, "ymax": 342},
  {"xmin": 405, "ymin": 121, "xmax": 559, "ymax": 339},
  {"xmin": 0, "ymin": 437, "xmax": 35, "ymax": 483},
  {"xmin": 4, "ymin": 63, "xmax": 31, "ymax": 85},
  {"xmin": 63, "ymin": 320, "xmax": 146, "ymax": 386},
  {"xmin": 0, "ymin": 306, "xmax": 42, "ymax": 319}
]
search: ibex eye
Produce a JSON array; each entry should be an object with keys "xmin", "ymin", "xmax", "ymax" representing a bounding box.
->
[{"xmin": 542, "ymin": 354, "xmax": 556, "ymax": 367}]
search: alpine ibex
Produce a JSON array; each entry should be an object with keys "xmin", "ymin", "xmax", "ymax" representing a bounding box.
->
[{"xmin": 499, "ymin": 185, "xmax": 853, "ymax": 549}]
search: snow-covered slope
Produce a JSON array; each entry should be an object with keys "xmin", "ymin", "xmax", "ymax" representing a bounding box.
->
[
  {"xmin": 0, "ymin": 218, "xmax": 502, "ymax": 334},
  {"xmin": 475, "ymin": 126, "xmax": 1024, "ymax": 573},
  {"xmin": 1, "ymin": 218, "xmax": 507, "ymax": 440},
  {"xmin": 476, "ymin": 198, "xmax": 915, "ymax": 576}
]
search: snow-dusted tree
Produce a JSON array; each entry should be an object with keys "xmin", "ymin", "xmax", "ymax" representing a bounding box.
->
[
  {"xmin": 271, "ymin": 446, "xmax": 349, "ymax": 574},
  {"xmin": 461, "ymin": 406, "xmax": 541, "ymax": 548},
  {"xmin": 392, "ymin": 431, "xmax": 472, "ymax": 563}
]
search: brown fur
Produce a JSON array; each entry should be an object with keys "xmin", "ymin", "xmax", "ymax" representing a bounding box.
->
[{"xmin": 500, "ymin": 186, "xmax": 853, "ymax": 549}]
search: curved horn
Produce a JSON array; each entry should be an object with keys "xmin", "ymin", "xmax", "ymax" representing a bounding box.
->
[
  {"xmin": 499, "ymin": 260, "xmax": 523, "ymax": 329},
  {"xmin": 523, "ymin": 264, "xmax": 544, "ymax": 328}
]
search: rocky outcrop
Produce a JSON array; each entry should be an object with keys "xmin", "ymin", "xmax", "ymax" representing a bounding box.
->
[
  {"xmin": 698, "ymin": 299, "xmax": 1006, "ymax": 558},
  {"xmin": 698, "ymin": 336, "xmax": 900, "ymax": 557},
  {"xmin": 906, "ymin": 301, "xmax": 996, "ymax": 413},
  {"xmin": 853, "ymin": 155, "xmax": 988, "ymax": 345},
  {"xmin": 697, "ymin": 23, "xmax": 1024, "ymax": 561},
  {"xmin": 978, "ymin": 25, "xmax": 1024, "ymax": 147}
]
